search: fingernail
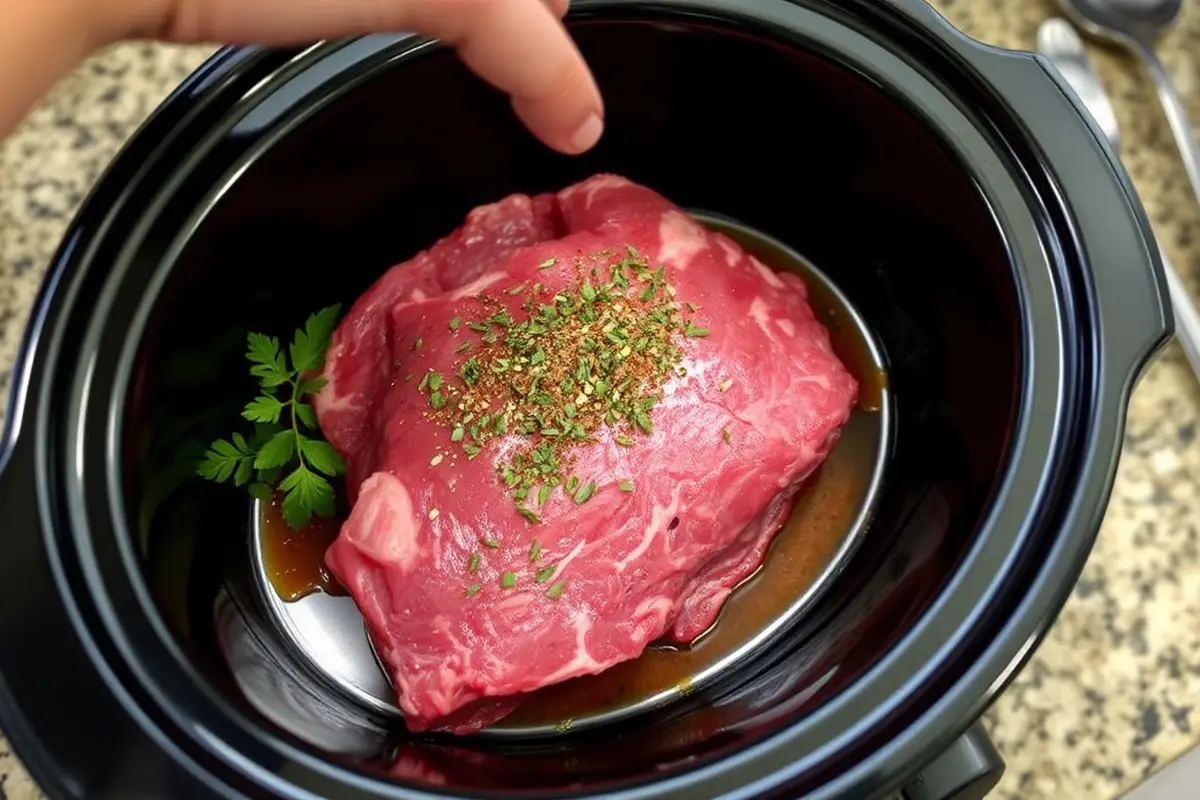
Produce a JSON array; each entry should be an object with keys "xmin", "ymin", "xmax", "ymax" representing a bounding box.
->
[{"xmin": 570, "ymin": 113, "xmax": 604, "ymax": 153}]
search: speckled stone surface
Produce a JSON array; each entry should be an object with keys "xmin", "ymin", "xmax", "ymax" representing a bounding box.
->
[{"xmin": 2, "ymin": 2, "xmax": 1200, "ymax": 798}]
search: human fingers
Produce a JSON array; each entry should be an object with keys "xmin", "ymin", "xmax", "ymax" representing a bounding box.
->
[{"xmin": 155, "ymin": 0, "xmax": 603, "ymax": 153}]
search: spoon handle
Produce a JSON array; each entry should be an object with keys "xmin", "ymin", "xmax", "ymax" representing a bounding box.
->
[
  {"xmin": 1131, "ymin": 39, "xmax": 1200, "ymax": 209},
  {"xmin": 1160, "ymin": 246, "xmax": 1200, "ymax": 378},
  {"xmin": 1126, "ymin": 38, "xmax": 1200, "ymax": 379}
]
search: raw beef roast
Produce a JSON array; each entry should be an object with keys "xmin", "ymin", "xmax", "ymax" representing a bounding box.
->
[{"xmin": 315, "ymin": 174, "xmax": 857, "ymax": 734}]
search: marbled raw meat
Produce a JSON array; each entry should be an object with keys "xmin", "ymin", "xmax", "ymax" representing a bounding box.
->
[{"xmin": 315, "ymin": 174, "xmax": 857, "ymax": 734}]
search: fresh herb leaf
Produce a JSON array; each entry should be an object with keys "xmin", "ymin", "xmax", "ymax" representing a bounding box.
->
[
  {"xmin": 290, "ymin": 305, "xmax": 341, "ymax": 373},
  {"xmin": 233, "ymin": 456, "xmax": 254, "ymax": 487},
  {"xmin": 279, "ymin": 466, "xmax": 335, "ymax": 529},
  {"xmin": 254, "ymin": 430, "xmax": 296, "ymax": 470},
  {"xmin": 197, "ymin": 306, "xmax": 347, "ymax": 530},
  {"xmin": 574, "ymin": 481, "xmax": 597, "ymax": 504},
  {"xmin": 301, "ymin": 438, "xmax": 346, "ymax": 477},
  {"xmin": 294, "ymin": 402, "xmax": 318, "ymax": 429},
  {"xmin": 242, "ymin": 395, "xmax": 284, "ymax": 424},
  {"xmin": 246, "ymin": 333, "xmax": 289, "ymax": 387},
  {"xmin": 197, "ymin": 437, "xmax": 251, "ymax": 483}
]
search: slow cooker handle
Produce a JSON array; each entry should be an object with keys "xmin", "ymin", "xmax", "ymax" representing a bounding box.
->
[
  {"xmin": 881, "ymin": 0, "xmax": 1171, "ymax": 383},
  {"xmin": 898, "ymin": 722, "xmax": 1004, "ymax": 800}
]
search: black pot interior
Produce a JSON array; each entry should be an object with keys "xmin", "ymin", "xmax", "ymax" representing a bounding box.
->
[{"xmin": 122, "ymin": 13, "xmax": 1021, "ymax": 796}]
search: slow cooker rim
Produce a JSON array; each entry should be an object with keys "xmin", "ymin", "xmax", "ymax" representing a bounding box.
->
[
  {"xmin": 34, "ymin": 11, "xmax": 1078, "ymax": 800},
  {"xmin": 0, "ymin": 3, "xmax": 1168, "ymax": 800},
  {"xmin": 81, "ymin": 15, "xmax": 1075, "ymax": 799},
  {"xmin": 0, "ymin": 46, "xmax": 282, "ymax": 800}
]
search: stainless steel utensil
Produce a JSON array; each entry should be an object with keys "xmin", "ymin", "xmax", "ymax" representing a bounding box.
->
[
  {"xmin": 1057, "ymin": 0, "xmax": 1200, "ymax": 202},
  {"xmin": 1038, "ymin": 17, "xmax": 1200, "ymax": 379}
]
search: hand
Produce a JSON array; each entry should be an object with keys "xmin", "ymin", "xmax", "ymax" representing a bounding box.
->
[{"xmin": 114, "ymin": 0, "xmax": 605, "ymax": 154}]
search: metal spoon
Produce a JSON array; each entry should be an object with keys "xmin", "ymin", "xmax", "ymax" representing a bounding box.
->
[
  {"xmin": 1055, "ymin": 0, "xmax": 1200, "ymax": 213},
  {"xmin": 1038, "ymin": 17, "xmax": 1200, "ymax": 380}
]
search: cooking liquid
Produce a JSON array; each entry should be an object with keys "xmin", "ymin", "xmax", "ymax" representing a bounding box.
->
[
  {"xmin": 259, "ymin": 500, "xmax": 346, "ymax": 601},
  {"xmin": 258, "ymin": 215, "xmax": 886, "ymax": 729}
]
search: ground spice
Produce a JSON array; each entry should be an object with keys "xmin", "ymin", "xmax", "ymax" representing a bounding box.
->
[
  {"xmin": 415, "ymin": 244, "xmax": 703, "ymax": 525},
  {"xmin": 419, "ymin": 245, "xmax": 706, "ymax": 599}
]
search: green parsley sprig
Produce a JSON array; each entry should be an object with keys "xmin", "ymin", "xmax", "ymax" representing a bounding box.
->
[{"xmin": 196, "ymin": 305, "xmax": 347, "ymax": 530}]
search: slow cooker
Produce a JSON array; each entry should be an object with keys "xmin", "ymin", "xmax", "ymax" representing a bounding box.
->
[{"xmin": 0, "ymin": 0, "xmax": 1172, "ymax": 798}]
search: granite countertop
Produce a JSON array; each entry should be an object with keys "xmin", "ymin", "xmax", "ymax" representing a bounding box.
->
[{"xmin": 2, "ymin": 1, "xmax": 1200, "ymax": 798}]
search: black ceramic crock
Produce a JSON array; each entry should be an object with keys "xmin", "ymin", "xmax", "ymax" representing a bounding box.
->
[{"xmin": 0, "ymin": 0, "xmax": 1172, "ymax": 798}]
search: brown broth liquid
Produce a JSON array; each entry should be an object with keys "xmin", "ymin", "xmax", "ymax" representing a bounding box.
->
[
  {"xmin": 260, "ymin": 495, "xmax": 347, "ymax": 601},
  {"xmin": 259, "ymin": 217, "xmax": 885, "ymax": 728}
]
